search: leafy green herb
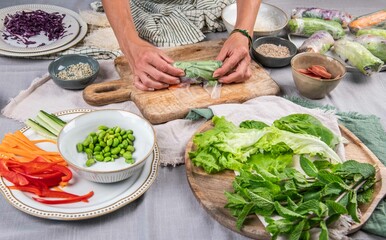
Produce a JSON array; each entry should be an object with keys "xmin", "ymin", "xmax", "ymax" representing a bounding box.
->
[{"xmin": 189, "ymin": 114, "xmax": 377, "ymax": 239}]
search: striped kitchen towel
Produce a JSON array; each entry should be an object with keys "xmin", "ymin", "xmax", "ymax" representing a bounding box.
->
[{"xmin": 130, "ymin": 0, "xmax": 235, "ymax": 47}]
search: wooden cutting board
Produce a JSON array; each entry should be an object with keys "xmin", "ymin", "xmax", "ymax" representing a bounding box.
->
[
  {"xmin": 185, "ymin": 122, "xmax": 386, "ymax": 239},
  {"xmin": 83, "ymin": 39, "xmax": 280, "ymax": 124}
]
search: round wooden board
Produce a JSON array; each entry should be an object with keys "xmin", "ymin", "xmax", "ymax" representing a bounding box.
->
[{"xmin": 184, "ymin": 121, "xmax": 386, "ymax": 239}]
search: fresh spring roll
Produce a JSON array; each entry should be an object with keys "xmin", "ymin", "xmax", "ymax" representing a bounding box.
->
[
  {"xmin": 356, "ymin": 28, "xmax": 386, "ymax": 39},
  {"xmin": 288, "ymin": 18, "xmax": 345, "ymax": 40},
  {"xmin": 298, "ymin": 30, "xmax": 335, "ymax": 53},
  {"xmin": 291, "ymin": 7, "xmax": 353, "ymax": 28},
  {"xmin": 334, "ymin": 39, "xmax": 384, "ymax": 75},
  {"xmin": 355, "ymin": 34, "xmax": 386, "ymax": 62},
  {"xmin": 173, "ymin": 60, "xmax": 222, "ymax": 85},
  {"xmin": 349, "ymin": 9, "xmax": 386, "ymax": 33}
]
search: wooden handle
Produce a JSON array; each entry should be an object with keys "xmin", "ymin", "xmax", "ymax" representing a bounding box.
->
[{"xmin": 82, "ymin": 79, "xmax": 132, "ymax": 106}]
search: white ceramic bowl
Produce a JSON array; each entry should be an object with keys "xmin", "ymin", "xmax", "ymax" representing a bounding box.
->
[
  {"xmin": 57, "ymin": 110, "xmax": 155, "ymax": 183},
  {"xmin": 222, "ymin": 3, "xmax": 288, "ymax": 38}
]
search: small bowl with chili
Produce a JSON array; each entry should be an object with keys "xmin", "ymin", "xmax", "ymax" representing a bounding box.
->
[
  {"xmin": 291, "ymin": 52, "xmax": 347, "ymax": 99},
  {"xmin": 251, "ymin": 36, "xmax": 297, "ymax": 68},
  {"xmin": 48, "ymin": 54, "xmax": 100, "ymax": 90}
]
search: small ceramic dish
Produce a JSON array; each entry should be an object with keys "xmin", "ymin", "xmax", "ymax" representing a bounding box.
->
[
  {"xmin": 252, "ymin": 36, "xmax": 297, "ymax": 68},
  {"xmin": 48, "ymin": 54, "xmax": 100, "ymax": 90},
  {"xmin": 57, "ymin": 110, "xmax": 156, "ymax": 183},
  {"xmin": 291, "ymin": 52, "xmax": 347, "ymax": 99},
  {"xmin": 222, "ymin": 3, "xmax": 288, "ymax": 38}
]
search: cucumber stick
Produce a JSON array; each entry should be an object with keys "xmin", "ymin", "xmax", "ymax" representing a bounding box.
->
[
  {"xmin": 25, "ymin": 110, "xmax": 67, "ymax": 139},
  {"xmin": 25, "ymin": 119, "xmax": 57, "ymax": 140}
]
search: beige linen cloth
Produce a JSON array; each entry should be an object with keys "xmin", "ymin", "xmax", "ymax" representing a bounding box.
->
[{"xmin": 1, "ymin": 60, "xmax": 344, "ymax": 165}]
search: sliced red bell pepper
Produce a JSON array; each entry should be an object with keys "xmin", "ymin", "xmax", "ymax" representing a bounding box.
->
[
  {"xmin": 0, "ymin": 159, "xmax": 29, "ymax": 186},
  {"xmin": 40, "ymin": 189, "xmax": 80, "ymax": 199},
  {"xmin": 51, "ymin": 164, "xmax": 72, "ymax": 183},
  {"xmin": 32, "ymin": 191, "xmax": 94, "ymax": 204},
  {"xmin": 9, "ymin": 185, "xmax": 42, "ymax": 196},
  {"xmin": 22, "ymin": 171, "xmax": 64, "ymax": 187}
]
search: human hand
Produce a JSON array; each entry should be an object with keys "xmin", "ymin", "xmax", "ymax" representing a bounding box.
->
[
  {"xmin": 124, "ymin": 40, "xmax": 185, "ymax": 91},
  {"xmin": 213, "ymin": 33, "xmax": 252, "ymax": 84}
]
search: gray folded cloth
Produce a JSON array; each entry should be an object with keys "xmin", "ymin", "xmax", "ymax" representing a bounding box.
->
[{"xmin": 130, "ymin": 0, "xmax": 235, "ymax": 47}]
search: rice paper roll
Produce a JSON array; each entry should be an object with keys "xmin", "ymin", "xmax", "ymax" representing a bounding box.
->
[
  {"xmin": 355, "ymin": 34, "xmax": 386, "ymax": 62},
  {"xmin": 349, "ymin": 9, "xmax": 386, "ymax": 33},
  {"xmin": 288, "ymin": 18, "xmax": 345, "ymax": 40},
  {"xmin": 298, "ymin": 30, "xmax": 335, "ymax": 53},
  {"xmin": 173, "ymin": 60, "xmax": 222, "ymax": 85},
  {"xmin": 356, "ymin": 28, "xmax": 386, "ymax": 39},
  {"xmin": 291, "ymin": 7, "xmax": 353, "ymax": 28},
  {"xmin": 334, "ymin": 39, "xmax": 384, "ymax": 75}
]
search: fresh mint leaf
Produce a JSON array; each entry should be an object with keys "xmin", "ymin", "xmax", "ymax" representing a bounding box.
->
[
  {"xmin": 236, "ymin": 203, "xmax": 254, "ymax": 230},
  {"xmin": 274, "ymin": 202, "xmax": 304, "ymax": 219},
  {"xmin": 321, "ymin": 182, "xmax": 344, "ymax": 197},
  {"xmin": 357, "ymin": 187, "xmax": 374, "ymax": 203},
  {"xmin": 265, "ymin": 217, "xmax": 295, "ymax": 237},
  {"xmin": 289, "ymin": 219, "xmax": 306, "ymax": 240},
  {"xmin": 295, "ymin": 199, "xmax": 321, "ymax": 215},
  {"xmin": 347, "ymin": 191, "xmax": 360, "ymax": 222},
  {"xmin": 287, "ymin": 196, "xmax": 298, "ymax": 211},
  {"xmin": 319, "ymin": 221, "xmax": 329, "ymax": 240},
  {"xmin": 326, "ymin": 200, "xmax": 348, "ymax": 215},
  {"xmin": 247, "ymin": 190, "xmax": 275, "ymax": 215},
  {"xmin": 224, "ymin": 192, "xmax": 247, "ymax": 206},
  {"xmin": 335, "ymin": 160, "xmax": 375, "ymax": 179},
  {"xmin": 317, "ymin": 170, "xmax": 349, "ymax": 189},
  {"xmin": 299, "ymin": 156, "xmax": 318, "ymax": 177}
]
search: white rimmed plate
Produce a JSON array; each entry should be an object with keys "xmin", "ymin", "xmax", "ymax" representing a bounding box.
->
[
  {"xmin": 0, "ymin": 4, "xmax": 80, "ymax": 53},
  {"xmin": 0, "ymin": 5, "xmax": 87, "ymax": 57},
  {"xmin": 0, "ymin": 109, "xmax": 159, "ymax": 220},
  {"xmin": 288, "ymin": 34, "xmax": 386, "ymax": 72}
]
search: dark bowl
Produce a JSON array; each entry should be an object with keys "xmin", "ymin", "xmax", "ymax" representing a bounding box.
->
[
  {"xmin": 48, "ymin": 54, "xmax": 100, "ymax": 90},
  {"xmin": 252, "ymin": 36, "xmax": 297, "ymax": 68}
]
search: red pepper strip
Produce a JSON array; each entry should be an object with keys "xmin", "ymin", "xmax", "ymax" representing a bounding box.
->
[
  {"xmin": 9, "ymin": 185, "xmax": 42, "ymax": 196},
  {"xmin": 22, "ymin": 171, "xmax": 64, "ymax": 187},
  {"xmin": 18, "ymin": 162, "xmax": 56, "ymax": 175},
  {"xmin": 51, "ymin": 164, "xmax": 72, "ymax": 183},
  {"xmin": 41, "ymin": 189, "xmax": 80, "ymax": 199},
  {"xmin": 0, "ymin": 160, "xmax": 29, "ymax": 186},
  {"xmin": 32, "ymin": 191, "xmax": 94, "ymax": 204}
]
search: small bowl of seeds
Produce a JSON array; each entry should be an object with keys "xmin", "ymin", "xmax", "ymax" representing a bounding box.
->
[
  {"xmin": 48, "ymin": 54, "xmax": 100, "ymax": 90},
  {"xmin": 252, "ymin": 36, "xmax": 297, "ymax": 68}
]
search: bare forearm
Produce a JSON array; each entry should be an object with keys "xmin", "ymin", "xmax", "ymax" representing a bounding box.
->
[
  {"xmin": 234, "ymin": 0, "xmax": 261, "ymax": 36},
  {"xmin": 101, "ymin": 0, "xmax": 142, "ymax": 52}
]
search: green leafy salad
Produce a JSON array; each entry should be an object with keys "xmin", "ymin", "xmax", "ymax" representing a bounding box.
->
[{"xmin": 189, "ymin": 114, "xmax": 376, "ymax": 240}]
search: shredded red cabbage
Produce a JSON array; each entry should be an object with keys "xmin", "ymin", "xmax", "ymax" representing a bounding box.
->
[{"xmin": 2, "ymin": 10, "xmax": 67, "ymax": 46}]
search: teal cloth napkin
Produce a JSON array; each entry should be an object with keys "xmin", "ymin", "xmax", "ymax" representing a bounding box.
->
[{"xmin": 185, "ymin": 96, "xmax": 386, "ymax": 237}]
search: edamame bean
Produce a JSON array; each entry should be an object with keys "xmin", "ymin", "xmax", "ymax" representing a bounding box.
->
[
  {"xmin": 77, "ymin": 125, "xmax": 136, "ymax": 167},
  {"xmin": 86, "ymin": 158, "xmax": 96, "ymax": 167},
  {"xmin": 76, "ymin": 143, "xmax": 83, "ymax": 152},
  {"xmin": 95, "ymin": 155, "xmax": 104, "ymax": 161},
  {"xmin": 123, "ymin": 152, "xmax": 132, "ymax": 160}
]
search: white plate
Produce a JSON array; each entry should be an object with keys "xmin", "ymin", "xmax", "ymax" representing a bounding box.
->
[
  {"xmin": 0, "ymin": 109, "xmax": 160, "ymax": 220},
  {"xmin": 0, "ymin": 4, "xmax": 80, "ymax": 53},
  {"xmin": 0, "ymin": 5, "xmax": 87, "ymax": 58},
  {"xmin": 288, "ymin": 34, "xmax": 386, "ymax": 72}
]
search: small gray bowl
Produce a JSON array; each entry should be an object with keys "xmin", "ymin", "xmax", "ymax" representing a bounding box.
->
[
  {"xmin": 48, "ymin": 54, "xmax": 100, "ymax": 90},
  {"xmin": 252, "ymin": 36, "xmax": 297, "ymax": 68}
]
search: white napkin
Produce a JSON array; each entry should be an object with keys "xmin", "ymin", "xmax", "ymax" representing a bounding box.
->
[{"xmin": 1, "ymin": 59, "xmax": 344, "ymax": 166}]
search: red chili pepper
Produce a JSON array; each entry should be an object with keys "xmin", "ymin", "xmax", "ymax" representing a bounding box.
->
[{"xmin": 32, "ymin": 191, "xmax": 94, "ymax": 204}]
